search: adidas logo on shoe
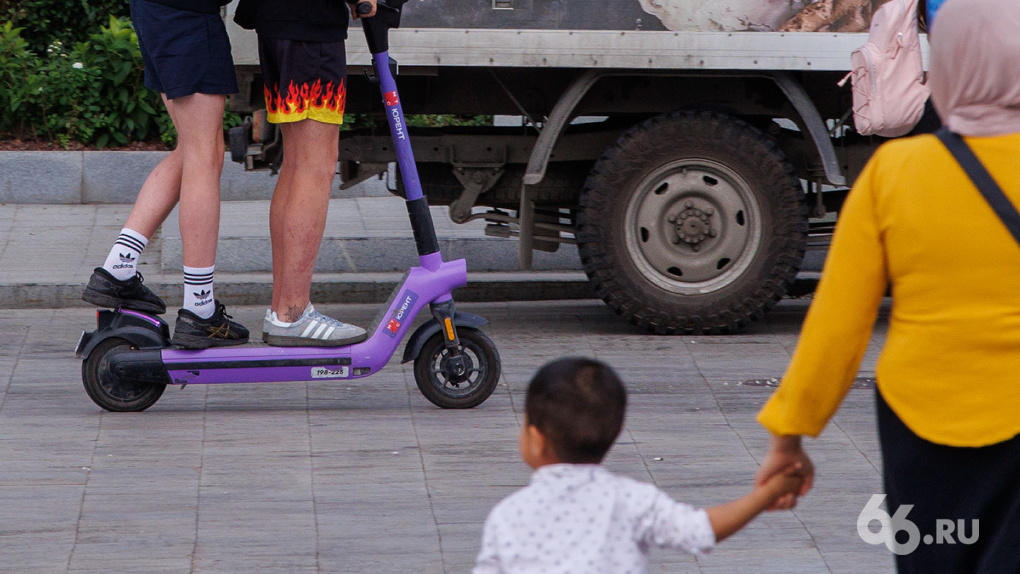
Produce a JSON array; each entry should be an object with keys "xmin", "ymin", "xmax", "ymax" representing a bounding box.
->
[{"xmin": 119, "ymin": 253, "xmax": 136, "ymax": 263}]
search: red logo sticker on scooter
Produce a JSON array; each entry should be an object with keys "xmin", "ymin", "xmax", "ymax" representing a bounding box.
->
[
  {"xmin": 384, "ymin": 91, "xmax": 399, "ymax": 107},
  {"xmin": 383, "ymin": 290, "xmax": 418, "ymax": 338}
]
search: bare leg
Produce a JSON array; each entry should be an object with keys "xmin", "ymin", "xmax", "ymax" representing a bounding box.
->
[
  {"xmin": 160, "ymin": 93, "xmax": 250, "ymax": 347},
  {"xmin": 85, "ymin": 93, "xmax": 228, "ymax": 323},
  {"xmin": 269, "ymin": 119, "xmax": 340, "ymax": 321},
  {"xmin": 123, "ymin": 94, "xmax": 183, "ymax": 238},
  {"xmin": 170, "ymin": 93, "xmax": 226, "ymax": 268}
]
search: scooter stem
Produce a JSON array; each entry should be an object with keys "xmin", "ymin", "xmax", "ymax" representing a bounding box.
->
[
  {"xmin": 371, "ymin": 51, "xmax": 443, "ymax": 274},
  {"xmin": 352, "ymin": 1, "xmax": 442, "ymax": 271}
]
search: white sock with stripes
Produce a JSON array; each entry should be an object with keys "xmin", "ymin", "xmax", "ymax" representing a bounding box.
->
[
  {"xmin": 102, "ymin": 228, "xmax": 148, "ymax": 281},
  {"xmin": 183, "ymin": 265, "xmax": 215, "ymax": 319}
]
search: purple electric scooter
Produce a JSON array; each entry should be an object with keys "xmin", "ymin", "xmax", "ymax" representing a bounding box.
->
[{"xmin": 76, "ymin": 0, "xmax": 501, "ymax": 412}]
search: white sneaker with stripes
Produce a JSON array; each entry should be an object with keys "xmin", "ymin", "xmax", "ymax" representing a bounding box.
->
[{"xmin": 262, "ymin": 303, "xmax": 368, "ymax": 347}]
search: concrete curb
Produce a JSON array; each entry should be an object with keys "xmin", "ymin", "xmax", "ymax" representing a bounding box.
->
[
  {"xmin": 0, "ymin": 272, "xmax": 824, "ymax": 310},
  {"xmin": 162, "ymin": 237, "xmax": 584, "ymax": 273},
  {"xmin": 0, "ymin": 151, "xmax": 391, "ymax": 204},
  {"xmin": 0, "ymin": 271, "xmax": 597, "ymax": 309}
]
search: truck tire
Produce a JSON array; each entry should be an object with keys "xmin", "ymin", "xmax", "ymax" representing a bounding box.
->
[{"xmin": 577, "ymin": 111, "xmax": 806, "ymax": 335}]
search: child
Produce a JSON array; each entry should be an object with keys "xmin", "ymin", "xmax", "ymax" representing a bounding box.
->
[{"xmin": 474, "ymin": 357, "xmax": 803, "ymax": 574}]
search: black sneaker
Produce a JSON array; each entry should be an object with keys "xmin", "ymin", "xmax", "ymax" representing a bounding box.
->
[
  {"xmin": 172, "ymin": 300, "xmax": 249, "ymax": 349},
  {"xmin": 82, "ymin": 267, "xmax": 167, "ymax": 315}
]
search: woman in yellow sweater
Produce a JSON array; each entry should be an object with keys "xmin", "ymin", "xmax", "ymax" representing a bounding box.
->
[{"xmin": 755, "ymin": 0, "xmax": 1020, "ymax": 571}]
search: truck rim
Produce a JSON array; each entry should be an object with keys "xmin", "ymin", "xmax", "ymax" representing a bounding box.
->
[{"xmin": 625, "ymin": 158, "xmax": 763, "ymax": 294}]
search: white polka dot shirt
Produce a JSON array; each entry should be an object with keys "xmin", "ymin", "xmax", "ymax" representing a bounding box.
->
[{"xmin": 473, "ymin": 464, "xmax": 715, "ymax": 574}]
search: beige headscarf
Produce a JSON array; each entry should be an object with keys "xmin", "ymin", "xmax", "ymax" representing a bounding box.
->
[{"xmin": 929, "ymin": 0, "xmax": 1020, "ymax": 136}]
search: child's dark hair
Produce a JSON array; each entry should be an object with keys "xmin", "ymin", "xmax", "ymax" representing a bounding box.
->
[{"xmin": 525, "ymin": 357, "xmax": 627, "ymax": 464}]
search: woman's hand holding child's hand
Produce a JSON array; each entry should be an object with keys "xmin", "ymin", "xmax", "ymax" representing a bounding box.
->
[
  {"xmin": 756, "ymin": 434, "xmax": 814, "ymax": 510},
  {"xmin": 762, "ymin": 463, "xmax": 805, "ymax": 510}
]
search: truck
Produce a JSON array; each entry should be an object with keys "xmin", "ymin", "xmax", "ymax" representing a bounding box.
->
[{"xmin": 224, "ymin": 0, "xmax": 917, "ymax": 334}]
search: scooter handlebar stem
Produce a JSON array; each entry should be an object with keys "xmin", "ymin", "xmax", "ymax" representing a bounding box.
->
[
  {"xmin": 348, "ymin": 0, "xmax": 408, "ymax": 54},
  {"xmin": 353, "ymin": 0, "xmax": 438, "ymax": 260},
  {"xmin": 373, "ymin": 51, "xmax": 422, "ymax": 203}
]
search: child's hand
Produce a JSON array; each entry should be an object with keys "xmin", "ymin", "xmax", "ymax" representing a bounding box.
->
[
  {"xmin": 763, "ymin": 463, "xmax": 804, "ymax": 505},
  {"xmin": 757, "ymin": 435, "xmax": 813, "ymax": 510},
  {"xmin": 707, "ymin": 462, "xmax": 807, "ymax": 541}
]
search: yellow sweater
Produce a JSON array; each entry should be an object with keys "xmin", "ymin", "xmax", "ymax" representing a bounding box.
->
[{"xmin": 758, "ymin": 133, "xmax": 1020, "ymax": 447}]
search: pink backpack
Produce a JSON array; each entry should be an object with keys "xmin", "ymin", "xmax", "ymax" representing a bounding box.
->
[{"xmin": 839, "ymin": 0, "xmax": 929, "ymax": 137}]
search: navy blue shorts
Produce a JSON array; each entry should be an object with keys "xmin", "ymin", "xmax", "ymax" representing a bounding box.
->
[{"xmin": 131, "ymin": 0, "xmax": 238, "ymax": 100}]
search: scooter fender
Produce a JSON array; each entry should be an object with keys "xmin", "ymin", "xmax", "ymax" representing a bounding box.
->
[
  {"xmin": 76, "ymin": 309, "xmax": 171, "ymax": 359},
  {"xmin": 401, "ymin": 311, "xmax": 488, "ymax": 364}
]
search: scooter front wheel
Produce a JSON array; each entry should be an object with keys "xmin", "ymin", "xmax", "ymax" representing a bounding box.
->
[
  {"xmin": 414, "ymin": 327, "xmax": 500, "ymax": 409},
  {"xmin": 82, "ymin": 337, "xmax": 165, "ymax": 412}
]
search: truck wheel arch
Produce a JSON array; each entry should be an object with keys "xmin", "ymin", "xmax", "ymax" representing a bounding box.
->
[{"xmin": 522, "ymin": 70, "xmax": 846, "ymax": 189}]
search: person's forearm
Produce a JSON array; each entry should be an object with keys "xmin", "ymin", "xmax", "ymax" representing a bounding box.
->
[
  {"xmin": 705, "ymin": 487, "xmax": 776, "ymax": 542},
  {"xmin": 757, "ymin": 163, "xmax": 887, "ymax": 437}
]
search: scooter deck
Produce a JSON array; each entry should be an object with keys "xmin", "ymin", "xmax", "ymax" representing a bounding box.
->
[{"xmin": 161, "ymin": 258, "xmax": 466, "ymax": 385}]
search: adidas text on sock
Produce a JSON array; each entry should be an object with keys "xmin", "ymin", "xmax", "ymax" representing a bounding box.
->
[
  {"xmin": 103, "ymin": 228, "xmax": 148, "ymax": 281},
  {"xmin": 183, "ymin": 265, "xmax": 215, "ymax": 319}
]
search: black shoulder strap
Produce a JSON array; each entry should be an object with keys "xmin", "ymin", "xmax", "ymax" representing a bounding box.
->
[{"xmin": 935, "ymin": 127, "xmax": 1020, "ymax": 246}]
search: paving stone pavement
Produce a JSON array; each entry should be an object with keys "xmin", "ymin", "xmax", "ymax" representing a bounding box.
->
[{"xmin": 0, "ymin": 299, "xmax": 893, "ymax": 573}]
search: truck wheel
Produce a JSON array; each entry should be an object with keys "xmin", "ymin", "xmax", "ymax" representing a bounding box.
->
[{"xmin": 577, "ymin": 111, "xmax": 806, "ymax": 334}]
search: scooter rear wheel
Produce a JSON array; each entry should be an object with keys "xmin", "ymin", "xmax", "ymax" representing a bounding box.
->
[
  {"xmin": 82, "ymin": 337, "xmax": 165, "ymax": 412},
  {"xmin": 414, "ymin": 327, "xmax": 500, "ymax": 409}
]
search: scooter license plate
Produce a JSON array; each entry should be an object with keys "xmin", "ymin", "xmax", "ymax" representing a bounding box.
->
[{"xmin": 311, "ymin": 366, "xmax": 349, "ymax": 379}]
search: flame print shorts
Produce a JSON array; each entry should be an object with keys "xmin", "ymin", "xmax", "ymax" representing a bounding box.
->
[{"xmin": 258, "ymin": 37, "xmax": 347, "ymax": 125}]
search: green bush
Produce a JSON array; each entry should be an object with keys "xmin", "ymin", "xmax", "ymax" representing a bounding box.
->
[
  {"xmin": 36, "ymin": 40, "xmax": 95, "ymax": 145},
  {"xmin": 76, "ymin": 16, "xmax": 164, "ymax": 147},
  {"xmin": 0, "ymin": 16, "xmax": 250, "ymax": 148},
  {"xmin": 0, "ymin": 21, "xmax": 41, "ymax": 136},
  {"xmin": 3, "ymin": 0, "xmax": 129, "ymax": 55},
  {"xmin": 1, "ymin": 1, "xmax": 161, "ymax": 146},
  {"xmin": 406, "ymin": 115, "xmax": 495, "ymax": 128},
  {"xmin": 1, "ymin": 9, "xmax": 490, "ymax": 148},
  {"xmin": 5, "ymin": 16, "xmax": 166, "ymax": 148}
]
